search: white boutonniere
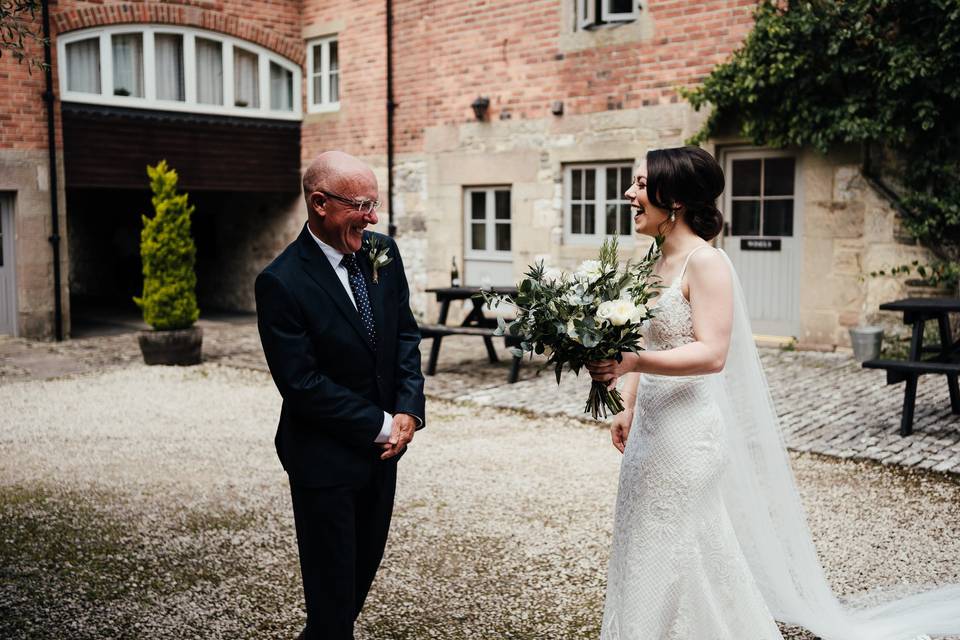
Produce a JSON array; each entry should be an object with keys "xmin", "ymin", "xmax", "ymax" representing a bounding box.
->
[{"xmin": 365, "ymin": 237, "xmax": 393, "ymax": 284}]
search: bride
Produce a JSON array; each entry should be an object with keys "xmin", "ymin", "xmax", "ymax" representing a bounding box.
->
[{"xmin": 585, "ymin": 146, "xmax": 959, "ymax": 640}]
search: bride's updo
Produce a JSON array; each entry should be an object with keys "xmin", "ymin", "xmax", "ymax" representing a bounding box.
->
[{"xmin": 646, "ymin": 146, "xmax": 725, "ymax": 241}]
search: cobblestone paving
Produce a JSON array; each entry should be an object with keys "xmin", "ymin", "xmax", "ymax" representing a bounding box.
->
[{"xmin": 3, "ymin": 316, "xmax": 959, "ymax": 474}]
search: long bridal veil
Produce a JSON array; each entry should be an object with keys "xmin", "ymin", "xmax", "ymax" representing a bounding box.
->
[{"xmin": 708, "ymin": 250, "xmax": 960, "ymax": 640}]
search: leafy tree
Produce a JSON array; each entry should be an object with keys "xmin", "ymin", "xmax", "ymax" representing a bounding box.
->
[
  {"xmin": 135, "ymin": 161, "xmax": 200, "ymax": 330},
  {"xmin": 684, "ymin": 0, "xmax": 960, "ymax": 264},
  {"xmin": 1, "ymin": 0, "xmax": 48, "ymax": 70}
]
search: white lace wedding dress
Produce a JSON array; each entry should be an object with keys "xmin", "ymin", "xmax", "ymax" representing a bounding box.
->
[
  {"xmin": 600, "ymin": 247, "xmax": 783, "ymax": 640},
  {"xmin": 600, "ymin": 247, "xmax": 960, "ymax": 640}
]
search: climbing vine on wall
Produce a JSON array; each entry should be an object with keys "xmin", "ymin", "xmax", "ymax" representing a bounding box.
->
[{"xmin": 684, "ymin": 0, "xmax": 960, "ymax": 264}]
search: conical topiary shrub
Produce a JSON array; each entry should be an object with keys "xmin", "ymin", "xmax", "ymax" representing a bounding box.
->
[{"xmin": 134, "ymin": 160, "xmax": 200, "ymax": 330}]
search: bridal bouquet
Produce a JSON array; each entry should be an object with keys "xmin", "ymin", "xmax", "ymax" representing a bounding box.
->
[{"xmin": 480, "ymin": 238, "xmax": 661, "ymax": 419}]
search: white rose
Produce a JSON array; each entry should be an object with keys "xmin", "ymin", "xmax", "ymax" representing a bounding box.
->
[
  {"xmin": 608, "ymin": 299, "xmax": 637, "ymax": 327},
  {"xmin": 542, "ymin": 268, "xmax": 565, "ymax": 285},
  {"xmin": 595, "ymin": 300, "xmax": 617, "ymax": 325},
  {"xmin": 630, "ymin": 303, "xmax": 648, "ymax": 324},
  {"xmin": 576, "ymin": 259, "xmax": 604, "ymax": 283}
]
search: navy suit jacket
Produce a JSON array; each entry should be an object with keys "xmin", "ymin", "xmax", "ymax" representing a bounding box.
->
[{"xmin": 255, "ymin": 224, "xmax": 426, "ymax": 487}]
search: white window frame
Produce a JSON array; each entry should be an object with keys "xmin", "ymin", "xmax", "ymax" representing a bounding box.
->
[
  {"xmin": 578, "ymin": 0, "xmax": 640, "ymax": 29},
  {"xmin": 58, "ymin": 25, "xmax": 302, "ymax": 121},
  {"xmin": 563, "ymin": 162, "xmax": 635, "ymax": 246},
  {"xmin": 724, "ymin": 149, "xmax": 798, "ymax": 238},
  {"xmin": 602, "ymin": 0, "xmax": 640, "ymax": 23},
  {"xmin": 306, "ymin": 35, "xmax": 340, "ymax": 113},
  {"xmin": 464, "ymin": 186, "xmax": 512, "ymax": 262}
]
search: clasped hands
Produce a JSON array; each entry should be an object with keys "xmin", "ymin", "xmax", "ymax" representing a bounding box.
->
[
  {"xmin": 585, "ymin": 351, "xmax": 640, "ymax": 389},
  {"xmin": 380, "ymin": 412, "xmax": 417, "ymax": 460}
]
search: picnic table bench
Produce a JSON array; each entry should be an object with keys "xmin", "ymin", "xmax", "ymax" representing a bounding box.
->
[
  {"xmin": 421, "ymin": 286, "xmax": 523, "ymax": 383},
  {"xmin": 862, "ymin": 297, "xmax": 960, "ymax": 435}
]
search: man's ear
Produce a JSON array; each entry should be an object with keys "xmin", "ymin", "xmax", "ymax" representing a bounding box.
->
[{"xmin": 310, "ymin": 192, "xmax": 326, "ymax": 216}]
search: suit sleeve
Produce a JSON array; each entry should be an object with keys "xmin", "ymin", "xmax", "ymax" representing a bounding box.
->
[
  {"xmin": 255, "ymin": 270, "xmax": 384, "ymax": 447},
  {"xmin": 389, "ymin": 239, "xmax": 427, "ymax": 429}
]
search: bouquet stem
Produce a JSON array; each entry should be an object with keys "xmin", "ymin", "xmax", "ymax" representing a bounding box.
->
[{"xmin": 585, "ymin": 380, "xmax": 626, "ymax": 420}]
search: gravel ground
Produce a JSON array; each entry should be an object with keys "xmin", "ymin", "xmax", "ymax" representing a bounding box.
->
[{"xmin": 1, "ymin": 364, "xmax": 959, "ymax": 639}]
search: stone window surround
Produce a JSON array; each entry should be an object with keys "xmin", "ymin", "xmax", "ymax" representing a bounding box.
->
[{"xmin": 57, "ymin": 24, "xmax": 303, "ymax": 121}]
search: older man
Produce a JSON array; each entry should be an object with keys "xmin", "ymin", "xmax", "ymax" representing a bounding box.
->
[{"xmin": 255, "ymin": 151, "xmax": 425, "ymax": 639}]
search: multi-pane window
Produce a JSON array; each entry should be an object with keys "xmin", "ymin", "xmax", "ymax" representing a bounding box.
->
[
  {"xmin": 577, "ymin": 0, "xmax": 640, "ymax": 30},
  {"xmin": 59, "ymin": 26, "xmax": 300, "ymax": 119},
  {"xmin": 729, "ymin": 157, "xmax": 796, "ymax": 237},
  {"xmin": 565, "ymin": 163, "xmax": 633, "ymax": 242},
  {"xmin": 307, "ymin": 36, "xmax": 340, "ymax": 112},
  {"xmin": 465, "ymin": 187, "xmax": 511, "ymax": 256}
]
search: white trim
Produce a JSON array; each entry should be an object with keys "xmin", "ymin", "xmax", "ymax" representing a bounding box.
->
[
  {"xmin": 563, "ymin": 162, "xmax": 635, "ymax": 246},
  {"xmin": 464, "ymin": 186, "xmax": 512, "ymax": 262},
  {"xmin": 306, "ymin": 35, "xmax": 341, "ymax": 113},
  {"xmin": 58, "ymin": 24, "xmax": 302, "ymax": 121},
  {"xmin": 602, "ymin": 0, "xmax": 640, "ymax": 22}
]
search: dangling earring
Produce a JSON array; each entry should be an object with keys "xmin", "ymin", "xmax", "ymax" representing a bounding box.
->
[{"xmin": 669, "ymin": 212, "xmax": 676, "ymax": 222}]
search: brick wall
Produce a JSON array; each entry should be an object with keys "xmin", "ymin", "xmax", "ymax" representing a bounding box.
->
[
  {"xmin": 0, "ymin": 18, "xmax": 54, "ymax": 151},
  {"xmin": 301, "ymin": 0, "xmax": 757, "ymax": 157}
]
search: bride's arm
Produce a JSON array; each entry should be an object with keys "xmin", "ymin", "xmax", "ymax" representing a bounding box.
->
[{"xmin": 588, "ymin": 250, "xmax": 734, "ymax": 380}]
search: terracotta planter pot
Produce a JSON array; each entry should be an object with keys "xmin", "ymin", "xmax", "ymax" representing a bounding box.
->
[{"xmin": 137, "ymin": 326, "xmax": 203, "ymax": 366}]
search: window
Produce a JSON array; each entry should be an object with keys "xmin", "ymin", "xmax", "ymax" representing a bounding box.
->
[
  {"xmin": 465, "ymin": 187, "xmax": 511, "ymax": 257},
  {"xmin": 565, "ymin": 163, "xmax": 633, "ymax": 243},
  {"xmin": 59, "ymin": 26, "xmax": 301, "ymax": 120},
  {"xmin": 155, "ymin": 33, "xmax": 184, "ymax": 102},
  {"xmin": 233, "ymin": 47, "xmax": 259, "ymax": 108},
  {"xmin": 578, "ymin": 0, "xmax": 640, "ymax": 30},
  {"xmin": 65, "ymin": 37, "xmax": 100, "ymax": 94},
  {"xmin": 729, "ymin": 156, "xmax": 796, "ymax": 237},
  {"xmin": 111, "ymin": 33, "xmax": 143, "ymax": 97},
  {"xmin": 270, "ymin": 62, "xmax": 294, "ymax": 111},
  {"xmin": 307, "ymin": 36, "xmax": 340, "ymax": 112}
]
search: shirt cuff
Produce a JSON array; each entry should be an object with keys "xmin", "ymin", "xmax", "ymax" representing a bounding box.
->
[{"xmin": 374, "ymin": 411, "xmax": 393, "ymax": 444}]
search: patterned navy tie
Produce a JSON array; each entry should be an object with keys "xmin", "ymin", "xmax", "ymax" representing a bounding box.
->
[{"xmin": 341, "ymin": 253, "xmax": 377, "ymax": 350}]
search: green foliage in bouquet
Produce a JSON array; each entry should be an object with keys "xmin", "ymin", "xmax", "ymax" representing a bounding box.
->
[
  {"xmin": 134, "ymin": 161, "xmax": 200, "ymax": 331},
  {"xmin": 682, "ymin": 0, "xmax": 960, "ymax": 263},
  {"xmin": 480, "ymin": 237, "xmax": 662, "ymax": 419}
]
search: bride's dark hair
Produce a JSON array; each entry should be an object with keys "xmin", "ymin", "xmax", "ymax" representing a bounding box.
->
[{"xmin": 646, "ymin": 146, "xmax": 725, "ymax": 241}]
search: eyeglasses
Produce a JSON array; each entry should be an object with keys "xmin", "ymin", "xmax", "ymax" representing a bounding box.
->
[{"xmin": 319, "ymin": 190, "xmax": 382, "ymax": 214}]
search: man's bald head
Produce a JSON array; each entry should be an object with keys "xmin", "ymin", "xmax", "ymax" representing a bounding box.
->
[{"xmin": 302, "ymin": 151, "xmax": 377, "ymax": 211}]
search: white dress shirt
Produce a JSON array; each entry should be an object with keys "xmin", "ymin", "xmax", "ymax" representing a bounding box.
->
[{"xmin": 307, "ymin": 224, "xmax": 393, "ymax": 444}]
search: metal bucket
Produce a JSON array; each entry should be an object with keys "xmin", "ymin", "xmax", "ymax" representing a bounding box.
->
[{"xmin": 849, "ymin": 326, "xmax": 883, "ymax": 362}]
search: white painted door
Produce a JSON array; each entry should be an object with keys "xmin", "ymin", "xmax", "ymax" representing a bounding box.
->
[
  {"xmin": 0, "ymin": 194, "xmax": 16, "ymax": 336},
  {"xmin": 463, "ymin": 186, "xmax": 513, "ymax": 287},
  {"xmin": 721, "ymin": 150, "xmax": 801, "ymax": 337}
]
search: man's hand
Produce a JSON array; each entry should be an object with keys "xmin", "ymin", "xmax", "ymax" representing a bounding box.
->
[
  {"xmin": 381, "ymin": 413, "xmax": 417, "ymax": 460},
  {"xmin": 610, "ymin": 408, "xmax": 633, "ymax": 454}
]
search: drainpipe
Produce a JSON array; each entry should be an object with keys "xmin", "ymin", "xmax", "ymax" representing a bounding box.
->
[
  {"xmin": 41, "ymin": 0, "xmax": 64, "ymax": 341},
  {"xmin": 386, "ymin": 0, "xmax": 396, "ymax": 237}
]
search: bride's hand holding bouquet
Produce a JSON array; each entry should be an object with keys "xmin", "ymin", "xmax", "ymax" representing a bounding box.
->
[{"xmin": 480, "ymin": 237, "xmax": 660, "ymax": 420}]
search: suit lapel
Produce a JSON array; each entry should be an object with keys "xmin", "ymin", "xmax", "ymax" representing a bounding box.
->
[
  {"xmin": 296, "ymin": 225, "xmax": 374, "ymax": 354},
  {"xmin": 358, "ymin": 232, "xmax": 387, "ymax": 354}
]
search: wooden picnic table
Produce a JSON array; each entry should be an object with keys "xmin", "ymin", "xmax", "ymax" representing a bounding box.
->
[
  {"xmin": 421, "ymin": 286, "xmax": 522, "ymax": 382},
  {"xmin": 862, "ymin": 297, "xmax": 960, "ymax": 435}
]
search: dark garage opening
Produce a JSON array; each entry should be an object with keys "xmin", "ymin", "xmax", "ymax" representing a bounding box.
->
[{"xmin": 67, "ymin": 187, "xmax": 298, "ymax": 336}]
